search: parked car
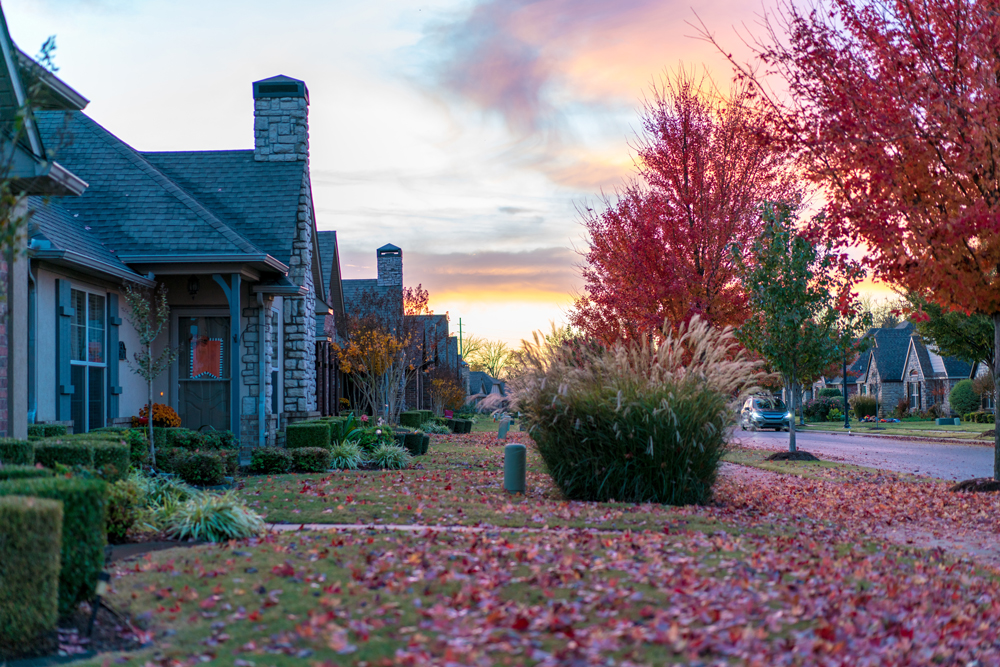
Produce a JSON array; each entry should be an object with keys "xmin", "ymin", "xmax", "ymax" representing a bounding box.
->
[{"xmin": 740, "ymin": 396, "xmax": 792, "ymax": 431}]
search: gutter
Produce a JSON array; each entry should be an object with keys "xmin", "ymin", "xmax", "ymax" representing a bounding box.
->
[
  {"xmin": 31, "ymin": 247, "xmax": 155, "ymax": 286},
  {"xmin": 118, "ymin": 253, "xmax": 289, "ymax": 274},
  {"xmin": 251, "ymin": 283, "xmax": 308, "ymax": 296}
]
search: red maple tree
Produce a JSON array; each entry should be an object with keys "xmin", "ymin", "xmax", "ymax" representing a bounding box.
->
[
  {"xmin": 571, "ymin": 71, "xmax": 799, "ymax": 343},
  {"xmin": 705, "ymin": 0, "xmax": 1000, "ymax": 474}
]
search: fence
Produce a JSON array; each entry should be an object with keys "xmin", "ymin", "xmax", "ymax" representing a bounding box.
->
[{"xmin": 315, "ymin": 340, "xmax": 340, "ymax": 417}]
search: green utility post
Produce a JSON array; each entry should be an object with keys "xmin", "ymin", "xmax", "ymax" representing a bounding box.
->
[{"xmin": 504, "ymin": 443, "xmax": 526, "ymax": 494}]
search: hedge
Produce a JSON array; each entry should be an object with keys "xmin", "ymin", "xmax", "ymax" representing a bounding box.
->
[
  {"xmin": 0, "ymin": 466, "xmax": 54, "ymax": 482},
  {"xmin": 33, "ymin": 441, "xmax": 94, "ymax": 469},
  {"xmin": 0, "ymin": 439, "xmax": 33, "ymax": 465},
  {"xmin": 403, "ymin": 432, "xmax": 423, "ymax": 455},
  {"xmin": 419, "ymin": 410, "xmax": 434, "ymax": 423},
  {"xmin": 399, "ymin": 411, "xmax": 423, "ymax": 428},
  {"xmin": 177, "ymin": 452, "xmax": 226, "ymax": 486},
  {"xmin": 91, "ymin": 428, "xmax": 150, "ymax": 464},
  {"xmin": 292, "ymin": 447, "xmax": 332, "ymax": 473},
  {"xmin": 249, "ymin": 447, "xmax": 292, "ymax": 474},
  {"xmin": 0, "ymin": 496, "xmax": 63, "ymax": 657},
  {"xmin": 92, "ymin": 442, "xmax": 130, "ymax": 481},
  {"xmin": 420, "ymin": 434, "xmax": 430, "ymax": 456},
  {"xmin": 0, "ymin": 477, "xmax": 107, "ymax": 618},
  {"xmin": 28, "ymin": 424, "xmax": 68, "ymax": 440},
  {"xmin": 286, "ymin": 422, "xmax": 331, "ymax": 449}
]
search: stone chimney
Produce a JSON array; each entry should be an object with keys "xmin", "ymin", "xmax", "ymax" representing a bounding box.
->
[
  {"xmin": 252, "ymin": 75, "xmax": 309, "ymax": 162},
  {"xmin": 377, "ymin": 244, "xmax": 402, "ymax": 287}
]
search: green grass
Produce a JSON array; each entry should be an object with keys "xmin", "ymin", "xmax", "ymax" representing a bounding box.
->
[
  {"xmin": 721, "ymin": 447, "xmax": 931, "ymax": 483},
  {"xmin": 799, "ymin": 419, "xmax": 993, "ymax": 440}
]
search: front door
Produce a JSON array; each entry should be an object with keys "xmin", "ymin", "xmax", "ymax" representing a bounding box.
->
[{"xmin": 177, "ymin": 315, "xmax": 230, "ymax": 432}]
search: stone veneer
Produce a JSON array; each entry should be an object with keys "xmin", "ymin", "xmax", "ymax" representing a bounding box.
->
[
  {"xmin": 253, "ymin": 96, "xmax": 308, "ymax": 162},
  {"xmin": 282, "ymin": 169, "xmax": 317, "ymax": 414}
]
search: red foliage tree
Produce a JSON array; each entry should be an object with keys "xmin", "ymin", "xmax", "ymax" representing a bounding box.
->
[
  {"xmin": 571, "ymin": 71, "xmax": 799, "ymax": 343},
  {"xmin": 706, "ymin": 0, "xmax": 1000, "ymax": 475}
]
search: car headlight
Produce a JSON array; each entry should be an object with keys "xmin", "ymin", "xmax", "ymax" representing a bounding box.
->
[
  {"xmin": 784, "ymin": 412, "xmax": 792, "ymax": 420},
  {"xmin": 751, "ymin": 411, "xmax": 762, "ymax": 420}
]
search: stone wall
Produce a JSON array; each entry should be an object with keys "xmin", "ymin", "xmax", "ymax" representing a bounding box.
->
[
  {"xmin": 239, "ymin": 296, "xmax": 277, "ymax": 447},
  {"xmin": 377, "ymin": 252, "xmax": 402, "ymax": 287},
  {"xmin": 253, "ymin": 97, "xmax": 308, "ymax": 162},
  {"xmin": 282, "ymin": 170, "xmax": 317, "ymax": 413}
]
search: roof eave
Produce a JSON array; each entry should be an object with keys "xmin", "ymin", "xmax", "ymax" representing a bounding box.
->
[
  {"xmin": 31, "ymin": 248, "xmax": 154, "ymax": 286},
  {"xmin": 117, "ymin": 253, "xmax": 290, "ymax": 274}
]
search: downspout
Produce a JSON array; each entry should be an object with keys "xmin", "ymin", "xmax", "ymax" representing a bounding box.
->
[{"xmin": 257, "ymin": 293, "xmax": 266, "ymax": 450}]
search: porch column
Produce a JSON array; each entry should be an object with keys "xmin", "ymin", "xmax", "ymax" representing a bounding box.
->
[
  {"xmin": 212, "ymin": 273, "xmax": 242, "ymax": 437},
  {"xmin": 107, "ymin": 293, "xmax": 122, "ymax": 423},
  {"xmin": 55, "ymin": 278, "xmax": 74, "ymax": 422}
]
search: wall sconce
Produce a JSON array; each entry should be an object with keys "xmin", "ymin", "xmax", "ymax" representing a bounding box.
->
[{"xmin": 187, "ymin": 275, "xmax": 200, "ymax": 298}]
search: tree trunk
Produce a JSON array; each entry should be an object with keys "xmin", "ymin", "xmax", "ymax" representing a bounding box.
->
[
  {"xmin": 788, "ymin": 373, "xmax": 797, "ymax": 453},
  {"xmin": 148, "ymin": 350, "xmax": 156, "ymax": 469},
  {"xmin": 994, "ymin": 313, "xmax": 1000, "ymax": 480}
]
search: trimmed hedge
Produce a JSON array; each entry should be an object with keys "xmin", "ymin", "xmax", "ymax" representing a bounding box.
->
[
  {"xmin": 176, "ymin": 452, "xmax": 226, "ymax": 486},
  {"xmin": 950, "ymin": 380, "xmax": 980, "ymax": 416},
  {"xmin": 28, "ymin": 424, "xmax": 68, "ymax": 440},
  {"xmin": 0, "ymin": 495, "xmax": 63, "ymax": 657},
  {"xmin": 964, "ymin": 411, "xmax": 996, "ymax": 424},
  {"xmin": 403, "ymin": 432, "xmax": 423, "ymax": 455},
  {"xmin": 399, "ymin": 411, "xmax": 423, "ymax": 428},
  {"xmin": 419, "ymin": 410, "xmax": 434, "ymax": 423},
  {"xmin": 420, "ymin": 434, "xmax": 430, "ymax": 456},
  {"xmin": 0, "ymin": 439, "xmax": 33, "ymax": 465},
  {"xmin": 92, "ymin": 442, "xmax": 130, "ymax": 482},
  {"xmin": 34, "ymin": 441, "xmax": 94, "ymax": 469},
  {"xmin": 250, "ymin": 447, "xmax": 292, "ymax": 474},
  {"xmin": 286, "ymin": 422, "xmax": 331, "ymax": 450},
  {"xmin": 0, "ymin": 466, "xmax": 54, "ymax": 482},
  {"xmin": 0, "ymin": 477, "xmax": 107, "ymax": 617},
  {"xmin": 292, "ymin": 447, "xmax": 332, "ymax": 473}
]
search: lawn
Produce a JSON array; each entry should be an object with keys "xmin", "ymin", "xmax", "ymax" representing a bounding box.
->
[
  {"xmin": 796, "ymin": 419, "xmax": 993, "ymax": 440},
  {"xmin": 77, "ymin": 434, "xmax": 1000, "ymax": 666}
]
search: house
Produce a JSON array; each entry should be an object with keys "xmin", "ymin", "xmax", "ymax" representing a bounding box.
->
[
  {"xmin": 468, "ymin": 371, "xmax": 505, "ymax": 400},
  {"xmin": 0, "ymin": 19, "xmax": 333, "ymax": 452},
  {"xmin": 857, "ymin": 322, "xmax": 972, "ymax": 415}
]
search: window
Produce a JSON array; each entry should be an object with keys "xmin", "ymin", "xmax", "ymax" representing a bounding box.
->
[
  {"xmin": 270, "ymin": 308, "xmax": 280, "ymax": 415},
  {"xmin": 908, "ymin": 382, "xmax": 921, "ymax": 410},
  {"xmin": 178, "ymin": 316, "xmax": 230, "ymax": 432},
  {"xmin": 70, "ymin": 290, "xmax": 106, "ymax": 432}
]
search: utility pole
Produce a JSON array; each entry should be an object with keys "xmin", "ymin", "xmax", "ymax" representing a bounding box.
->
[{"xmin": 458, "ymin": 318, "xmax": 463, "ymax": 357}]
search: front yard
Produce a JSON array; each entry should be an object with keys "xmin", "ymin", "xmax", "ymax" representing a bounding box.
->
[
  {"xmin": 82, "ymin": 433, "xmax": 1000, "ymax": 666},
  {"xmin": 797, "ymin": 419, "xmax": 994, "ymax": 441}
]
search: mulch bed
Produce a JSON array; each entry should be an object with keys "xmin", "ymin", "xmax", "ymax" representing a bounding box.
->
[
  {"xmin": 950, "ymin": 478, "xmax": 1000, "ymax": 493},
  {"xmin": 3, "ymin": 602, "xmax": 146, "ymax": 666},
  {"xmin": 766, "ymin": 451, "xmax": 821, "ymax": 462}
]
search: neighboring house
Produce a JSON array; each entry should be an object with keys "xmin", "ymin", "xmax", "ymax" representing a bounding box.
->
[
  {"xmin": 969, "ymin": 362, "xmax": 996, "ymax": 413},
  {"xmin": 857, "ymin": 322, "xmax": 972, "ymax": 415},
  {"xmin": 468, "ymin": 371, "xmax": 505, "ymax": 400},
  {"xmin": 4, "ymin": 20, "xmax": 329, "ymax": 451}
]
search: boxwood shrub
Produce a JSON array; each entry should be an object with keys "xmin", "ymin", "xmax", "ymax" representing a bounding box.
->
[
  {"xmin": 0, "ymin": 495, "xmax": 63, "ymax": 657},
  {"xmin": 286, "ymin": 422, "xmax": 331, "ymax": 450},
  {"xmin": 44, "ymin": 424, "xmax": 68, "ymax": 438},
  {"xmin": 92, "ymin": 442, "xmax": 130, "ymax": 481},
  {"xmin": 176, "ymin": 452, "xmax": 226, "ymax": 487},
  {"xmin": 0, "ymin": 477, "xmax": 107, "ymax": 617},
  {"xmin": 402, "ymin": 432, "xmax": 423, "ymax": 455},
  {"xmin": 90, "ymin": 428, "xmax": 149, "ymax": 464},
  {"xmin": 0, "ymin": 439, "xmax": 33, "ymax": 465},
  {"xmin": 292, "ymin": 447, "xmax": 332, "ymax": 472},
  {"xmin": 399, "ymin": 411, "xmax": 422, "ymax": 428},
  {"xmin": 33, "ymin": 441, "xmax": 94, "ymax": 469},
  {"xmin": 0, "ymin": 466, "xmax": 54, "ymax": 482},
  {"xmin": 420, "ymin": 434, "xmax": 430, "ymax": 455},
  {"xmin": 249, "ymin": 447, "xmax": 292, "ymax": 474}
]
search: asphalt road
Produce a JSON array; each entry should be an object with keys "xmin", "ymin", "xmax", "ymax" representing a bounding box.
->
[{"xmin": 735, "ymin": 427, "xmax": 994, "ymax": 481}]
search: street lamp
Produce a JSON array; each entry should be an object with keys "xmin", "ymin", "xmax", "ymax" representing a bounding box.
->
[{"xmin": 843, "ymin": 348, "xmax": 851, "ymax": 429}]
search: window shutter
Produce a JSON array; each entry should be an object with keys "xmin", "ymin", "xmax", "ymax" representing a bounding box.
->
[
  {"xmin": 107, "ymin": 293, "xmax": 122, "ymax": 420},
  {"xmin": 55, "ymin": 279, "xmax": 74, "ymax": 420}
]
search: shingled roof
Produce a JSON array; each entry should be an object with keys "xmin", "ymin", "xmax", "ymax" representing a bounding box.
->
[{"xmin": 316, "ymin": 231, "xmax": 344, "ymax": 316}]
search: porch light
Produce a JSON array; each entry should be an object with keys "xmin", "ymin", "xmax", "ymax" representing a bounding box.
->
[{"xmin": 187, "ymin": 275, "xmax": 200, "ymax": 298}]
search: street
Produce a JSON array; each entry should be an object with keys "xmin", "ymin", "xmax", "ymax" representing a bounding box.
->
[{"xmin": 735, "ymin": 427, "xmax": 994, "ymax": 481}]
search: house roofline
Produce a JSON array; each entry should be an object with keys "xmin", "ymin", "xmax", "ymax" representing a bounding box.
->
[
  {"xmin": 117, "ymin": 253, "xmax": 289, "ymax": 274},
  {"xmin": 31, "ymin": 248, "xmax": 155, "ymax": 286}
]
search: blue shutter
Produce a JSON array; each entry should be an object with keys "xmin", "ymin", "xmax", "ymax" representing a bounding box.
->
[
  {"xmin": 107, "ymin": 293, "xmax": 122, "ymax": 420},
  {"xmin": 55, "ymin": 279, "xmax": 74, "ymax": 420}
]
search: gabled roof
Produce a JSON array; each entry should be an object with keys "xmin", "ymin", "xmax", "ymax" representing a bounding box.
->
[
  {"xmin": 867, "ymin": 322, "xmax": 916, "ymax": 382},
  {"xmin": 468, "ymin": 371, "xmax": 504, "ymax": 396},
  {"xmin": 34, "ymin": 110, "xmax": 273, "ymax": 260},
  {"xmin": 316, "ymin": 231, "xmax": 344, "ymax": 316}
]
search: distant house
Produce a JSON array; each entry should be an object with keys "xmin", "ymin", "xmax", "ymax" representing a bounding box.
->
[
  {"xmin": 468, "ymin": 371, "xmax": 505, "ymax": 400},
  {"xmin": 857, "ymin": 322, "xmax": 972, "ymax": 415}
]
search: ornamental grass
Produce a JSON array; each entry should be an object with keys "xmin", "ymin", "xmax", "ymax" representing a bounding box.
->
[{"xmin": 510, "ymin": 316, "xmax": 761, "ymax": 506}]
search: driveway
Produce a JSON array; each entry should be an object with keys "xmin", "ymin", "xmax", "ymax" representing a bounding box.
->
[{"xmin": 735, "ymin": 427, "xmax": 994, "ymax": 481}]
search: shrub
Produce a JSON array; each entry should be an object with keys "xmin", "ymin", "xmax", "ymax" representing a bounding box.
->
[
  {"xmin": 964, "ymin": 411, "xmax": 996, "ymax": 424},
  {"xmin": 44, "ymin": 424, "xmax": 68, "ymax": 438},
  {"xmin": 419, "ymin": 421, "xmax": 450, "ymax": 435},
  {"xmin": 894, "ymin": 397, "xmax": 911, "ymax": 419},
  {"xmin": 399, "ymin": 411, "xmax": 423, "ymax": 428},
  {"xmin": 369, "ymin": 443, "xmax": 411, "ymax": 470},
  {"xmin": 154, "ymin": 447, "xmax": 187, "ymax": 474},
  {"xmin": 419, "ymin": 410, "xmax": 434, "ymax": 423},
  {"xmin": 27, "ymin": 424, "xmax": 45, "ymax": 439},
  {"xmin": 286, "ymin": 422, "xmax": 331, "ymax": 450},
  {"xmin": 330, "ymin": 441, "xmax": 364, "ymax": 470},
  {"xmin": 403, "ymin": 432, "xmax": 423, "ymax": 455},
  {"xmin": 420, "ymin": 434, "xmax": 430, "ymax": 455},
  {"xmin": 950, "ymin": 380, "xmax": 980, "ymax": 416},
  {"xmin": 106, "ymin": 479, "xmax": 141, "ymax": 544},
  {"xmin": 34, "ymin": 441, "xmax": 94, "ymax": 469},
  {"xmin": 164, "ymin": 492, "xmax": 264, "ymax": 542},
  {"xmin": 0, "ymin": 477, "xmax": 107, "ymax": 617},
  {"xmin": 829, "ymin": 407, "xmax": 844, "ymax": 421},
  {"xmin": 135, "ymin": 403, "xmax": 181, "ymax": 428},
  {"xmin": 849, "ymin": 394, "xmax": 878, "ymax": 419},
  {"xmin": 354, "ymin": 426, "xmax": 395, "ymax": 450},
  {"xmin": 0, "ymin": 466, "xmax": 54, "ymax": 481},
  {"xmin": 202, "ymin": 430, "xmax": 238, "ymax": 450},
  {"xmin": 176, "ymin": 452, "xmax": 226, "ymax": 487},
  {"xmin": 803, "ymin": 397, "xmax": 839, "ymax": 421},
  {"xmin": 512, "ymin": 316, "xmax": 761, "ymax": 505},
  {"xmin": 168, "ymin": 429, "xmax": 206, "ymax": 450},
  {"xmin": 292, "ymin": 447, "xmax": 332, "ymax": 473},
  {"xmin": 0, "ymin": 439, "xmax": 33, "ymax": 465},
  {"xmin": 817, "ymin": 388, "xmax": 843, "ymax": 398},
  {"xmin": 91, "ymin": 428, "xmax": 150, "ymax": 465},
  {"xmin": 0, "ymin": 496, "xmax": 62, "ymax": 657},
  {"xmin": 92, "ymin": 442, "xmax": 130, "ymax": 481},
  {"xmin": 249, "ymin": 447, "xmax": 292, "ymax": 474}
]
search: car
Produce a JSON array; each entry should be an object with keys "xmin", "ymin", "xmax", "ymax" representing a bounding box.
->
[{"xmin": 740, "ymin": 396, "xmax": 792, "ymax": 431}]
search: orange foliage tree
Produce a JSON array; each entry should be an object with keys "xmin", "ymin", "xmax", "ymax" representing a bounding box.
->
[
  {"xmin": 708, "ymin": 0, "xmax": 1000, "ymax": 476},
  {"xmin": 571, "ymin": 71, "xmax": 799, "ymax": 344}
]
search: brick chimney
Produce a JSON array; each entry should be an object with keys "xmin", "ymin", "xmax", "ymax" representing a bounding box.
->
[
  {"xmin": 377, "ymin": 244, "xmax": 402, "ymax": 287},
  {"xmin": 252, "ymin": 75, "xmax": 309, "ymax": 162}
]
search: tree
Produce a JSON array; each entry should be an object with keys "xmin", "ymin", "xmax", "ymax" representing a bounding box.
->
[
  {"xmin": 857, "ymin": 295, "xmax": 907, "ymax": 330},
  {"xmin": 908, "ymin": 295, "xmax": 994, "ymax": 379},
  {"xmin": 464, "ymin": 338, "xmax": 512, "ymax": 379},
  {"xmin": 122, "ymin": 282, "xmax": 176, "ymax": 467},
  {"xmin": 735, "ymin": 203, "xmax": 842, "ymax": 452},
  {"xmin": 704, "ymin": 0, "xmax": 1000, "ymax": 474},
  {"xmin": 571, "ymin": 70, "xmax": 799, "ymax": 343}
]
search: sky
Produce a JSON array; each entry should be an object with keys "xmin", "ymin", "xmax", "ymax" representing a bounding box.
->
[{"xmin": 3, "ymin": 0, "xmax": 892, "ymax": 347}]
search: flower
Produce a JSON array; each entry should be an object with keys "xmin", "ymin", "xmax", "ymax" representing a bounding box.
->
[{"xmin": 360, "ymin": 415, "xmax": 369, "ymax": 423}]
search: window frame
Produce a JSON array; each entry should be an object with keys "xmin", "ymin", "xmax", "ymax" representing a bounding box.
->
[{"xmin": 68, "ymin": 288, "xmax": 107, "ymax": 432}]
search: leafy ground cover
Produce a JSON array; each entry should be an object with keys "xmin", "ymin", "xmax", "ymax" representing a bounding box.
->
[{"xmin": 69, "ymin": 435, "xmax": 1000, "ymax": 665}]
